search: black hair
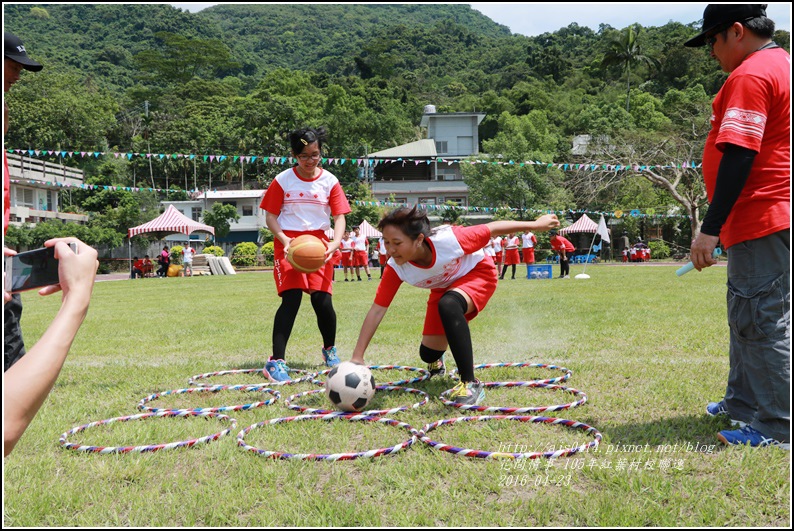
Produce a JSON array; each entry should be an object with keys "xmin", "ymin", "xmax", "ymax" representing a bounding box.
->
[
  {"xmin": 289, "ymin": 127, "xmax": 328, "ymax": 156},
  {"xmin": 744, "ymin": 14, "xmax": 776, "ymax": 39},
  {"xmin": 377, "ymin": 206, "xmax": 432, "ymax": 241}
]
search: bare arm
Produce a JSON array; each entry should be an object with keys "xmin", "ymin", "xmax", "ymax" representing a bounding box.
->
[
  {"xmin": 350, "ymin": 303, "xmax": 389, "ymax": 365},
  {"xmin": 4, "ymin": 238, "xmax": 98, "ymax": 456},
  {"xmin": 486, "ymin": 214, "xmax": 559, "ymax": 237},
  {"xmin": 325, "ymin": 214, "xmax": 346, "ymax": 259},
  {"xmin": 266, "ymin": 212, "xmax": 290, "ymax": 249}
]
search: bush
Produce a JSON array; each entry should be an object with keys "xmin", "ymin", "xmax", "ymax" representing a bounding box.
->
[
  {"xmin": 261, "ymin": 242, "xmax": 274, "ymax": 266},
  {"xmin": 202, "ymin": 246, "xmax": 224, "ymax": 257},
  {"xmin": 231, "ymin": 242, "xmax": 258, "ymax": 267},
  {"xmin": 648, "ymin": 240, "xmax": 671, "ymax": 260},
  {"xmin": 170, "ymin": 245, "xmax": 183, "ymax": 265}
]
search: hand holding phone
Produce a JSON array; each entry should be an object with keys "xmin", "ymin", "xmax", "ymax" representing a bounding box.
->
[{"xmin": 4, "ymin": 243, "xmax": 78, "ymax": 294}]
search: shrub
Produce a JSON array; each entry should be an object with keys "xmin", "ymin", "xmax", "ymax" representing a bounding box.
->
[
  {"xmin": 202, "ymin": 245, "xmax": 224, "ymax": 257},
  {"xmin": 261, "ymin": 242, "xmax": 275, "ymax": 265},
  {"xmin": 170, "ymin": 245, "xmax": 183, "ymax": 265},
  {"xmin": 231, "ymin": 242, "xmax": 258, "ymax": 267},
  {"xmin": 648, "ymin": 240, "xmax": 671, "ymax": 260}
]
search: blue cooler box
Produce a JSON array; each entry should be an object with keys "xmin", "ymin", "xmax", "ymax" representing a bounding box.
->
[{"xmin": 527, "ymin": 264, "xmax": 553, "ymax": 279}]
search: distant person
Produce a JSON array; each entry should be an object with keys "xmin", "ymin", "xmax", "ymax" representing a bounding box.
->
[
  {"xmin": 157, "ymin": 246, "xmax": 170, "ymax": 277},
  {"xmin": 259, "ymin": 127, "xmax": 350, "ymax": 381},
  {"xmin": 182, "ymin": 245, "xmax": 195, "ymax": 277},
  {"xmin": 549, "ymin": 230, "xmax": 574, "ymax": 278},
  {"xmin": 352, "ymin": 226, "xmax": 371, "ymax": 281},
  {"xmin": 685, "ymin": 4, "xmax": 790, "ymax": 449},
  {"xmin": 521, "ymin": 231, "xmax": 537, "ymax": 266},
  {"xmin": 349, "ymin": 206, "xmax": 560, "ymax": 406},
  {"xmin": 131, "ymin": 256, "xmax": 144, "ymax": 279},
  {"xmin": 500, "ymin": 233, "xmax": 520, "ymax": 280},
  {"xmin": 339, "ymin": 230, "xmax": 354, "ymax": 281},
  {"xmin": 377, "ymin": 236, "xmax": 388, "ymax": 278}
]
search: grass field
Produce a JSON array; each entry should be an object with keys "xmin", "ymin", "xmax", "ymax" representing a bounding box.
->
[{"xmin": 3, "ymin": 263, "xmax": 790, "ymax": 527}]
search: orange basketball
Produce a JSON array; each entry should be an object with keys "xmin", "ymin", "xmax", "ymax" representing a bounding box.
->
[{"xmin": 287, "ymin": 235, "xmax": 327, "ymax": 273}]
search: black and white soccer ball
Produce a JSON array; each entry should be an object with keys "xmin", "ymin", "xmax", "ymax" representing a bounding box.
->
[{"xmin": 325, "ymin": 362, "xmax": 376, "ymax": 412}]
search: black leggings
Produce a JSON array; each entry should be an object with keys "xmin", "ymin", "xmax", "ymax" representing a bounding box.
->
[
  {"xmin": 560, "ymin": 256, "xmax": 570, "ymax": 276},
  {"xmin": 500, "ymin": 264, "xmax": 516, "ymax": 279},
  {"xmin": 436, "ymin": 291, "xmax": 475, "ymax": 382},
  {"xmin": 272, "ymin": 289, "xmax": 336, "ymax": 360}
]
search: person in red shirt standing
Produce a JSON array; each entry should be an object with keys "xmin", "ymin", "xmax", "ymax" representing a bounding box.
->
[
  {"xmin": 685, "ymin": 4, "xmax": 789, "ymax": 449},
  {"xmin": 349, "ymin": 206, "xmax": 559, "ymax": 406},
  {"xmin": 549, "ymin": 230, "xmax": 575, "ymax": 279},
  {"xmin": 339, "ymin": 230, "xmax": 354, "ymax": 281},
  {"xmin": 259, "ymin": 127, "xmax": 351, "ymax": 381}
]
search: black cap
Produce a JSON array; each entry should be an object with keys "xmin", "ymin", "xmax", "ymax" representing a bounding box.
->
[
  {"xmin": 4, "ymin": 32, "xmax": 43, "ymax": 71},
  {"xmin": 684, "ymin": 4, "xmax": 767, "ymax": 47}
]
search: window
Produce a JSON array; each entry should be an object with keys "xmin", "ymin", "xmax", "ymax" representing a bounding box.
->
[
  {"xmin": 436, "ymin": 168, "xmax": 459, "ymax": 181},
  {"xmin": 242, "ymin": 205, "xmax": 253, "ymax": 216},
  {"xmin": 191, "ymin": 207, "xmax": 202, "ymax": 222},
  {"xmin": 15, "ymin": 187, "xmax": 34, "ymax": 207},
  {"xmin": 419, "ymin": 197, "xmax": 437, "ymax": 205},
  {"xmin": 435, "ymin": 141, "xmax": 448, "ymax": 154},
  {"xmin": 445, "ymin": 197, "xmax": 466, "ymax": 207},
  {"xmin": 393, "ymin": 197, "xmax": 408, "ymax": 205}
]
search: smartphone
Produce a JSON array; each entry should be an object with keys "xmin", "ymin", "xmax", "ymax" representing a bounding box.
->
[{"xmin": 4, "ymin": 243, "xmax": 78, "ymax": 294}]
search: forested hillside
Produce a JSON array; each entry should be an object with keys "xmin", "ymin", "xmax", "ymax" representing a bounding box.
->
[{"xmin": 3, "ymin": 3, "xmax": 790, "ymax": 250}]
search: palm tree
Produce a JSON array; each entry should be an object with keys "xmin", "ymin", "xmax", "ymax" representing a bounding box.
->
[{"xmin": 601, "ymin": 25, "xmax": 659, "ymax": 113}]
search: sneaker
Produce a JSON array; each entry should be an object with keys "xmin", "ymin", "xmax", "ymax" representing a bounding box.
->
[
  {"xmin": 427, "ymin": 356, "xmax": 446, "ymax": 378},
  {"xmin": 357, "ymin": 277, "xmax": 362, "ymax": 281},
  {"xmin": 344, "ymin": 278, "xmax": 349, "ymax": 282},
  {"xmin": 706, "ymin": 400, "xmax": 746, "ymax": 428},
  {"xmin": 322, "ymin": 346, "xmax": 340, "ymax": 367},
  {"xmin": 264, "ymin": 359, "xmax": 292, "ymax": 382},
  {"xmin": 717, "ymin": 425, "xmax": 790, "ymax": 450},
  {"xmin": 448, "ymin": 380, "xmax": 485, "ymax": 406},
  {"xmin": 563, "ymin": 275, "xmax": 570, "ymax": 279}
]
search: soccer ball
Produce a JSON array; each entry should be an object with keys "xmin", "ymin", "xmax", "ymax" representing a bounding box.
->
[{"xmin": 325, "ymin": 362, "xmax": 376, "ymax": 412}]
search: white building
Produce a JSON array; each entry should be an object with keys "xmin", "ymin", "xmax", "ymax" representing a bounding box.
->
[
  {"xmin": 370, "ymin": 107, "xmax": 485, "ymax": 207},
  {"xmin": 161, "ymin": 189, "xmax": 266, "ymax": 248},
  {"xmin": 5, "ymin": 153, "xmax": 89, "ymax": 226}
]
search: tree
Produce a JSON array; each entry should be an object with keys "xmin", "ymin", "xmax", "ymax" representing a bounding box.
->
[
  {"xmin": 601, "ymin": 25, "xmax": 659, "ymax": 113},
  {"xmin": 202, "ymin": 202, "xmax": 241, "ymax": 239},
  {"xmin": 134, "ymin": 32, "xmax": 241, "ymax": 86}
]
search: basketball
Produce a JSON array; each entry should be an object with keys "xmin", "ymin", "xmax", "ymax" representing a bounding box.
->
[{"xmin": 287, "ymin": 235, "xmax": 327, "ymax": 273}]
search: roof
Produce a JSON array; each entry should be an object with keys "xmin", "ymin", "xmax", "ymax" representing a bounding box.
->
[
  {"xmin": 369, "ymin": 139, "xmax": 437, "ymax": 159},
  {"xmin": 420, "ymin": 111, "xmax": 486, "ymax": 128},
  {"xmin": 559, "ymin": 214, "xmax": 598, "ymax": 235},
  {"xmin": 128, "ymin": 204, "xmax": 216, "ymax": 238}
]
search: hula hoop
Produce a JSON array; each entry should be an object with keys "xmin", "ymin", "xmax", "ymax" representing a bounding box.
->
[
  {"xmin": 450, "ymin": 362, "xmax": 572, "ymax": 384},
  {"xmin": 439, "ymin": 382, "xmax": 586, "ymax": 413},
  {"xmin": 284, "ymin": 384, "xmax": 429, "ymax": 416},
  {"xmin": 188, "ymin": 367, "xmax": 317, "ymax": 387},
  {"xmin": 419, "ymin": 415, "xmax": 602, "ymax": 459},
  {"xmin": 237, "ymin": 414, "xmax": 419, "ymax": 461},
  {"xmin": 137, "ymin": 384, "xmax": 281, "ymax": 414},
  {"xmin": 59, "ymin": 410, "xmax": 237, "ymax": 454},
  {"xmin": 315, "ymin": 365, "xmax": 430, "ymax": 386}
]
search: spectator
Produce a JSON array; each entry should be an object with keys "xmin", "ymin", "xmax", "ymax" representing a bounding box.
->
[
  {"xmin": 685, "ymin": 4, "xmax": 790, "ymax": 449},
  {"xmin": 549, "ymin": 230, "xmax": 575, "ymax": 279}
]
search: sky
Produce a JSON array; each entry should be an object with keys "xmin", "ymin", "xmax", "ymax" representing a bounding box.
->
[{"xmin": 169, "ymin": 2, "xmax": 792, "ymax": 36}]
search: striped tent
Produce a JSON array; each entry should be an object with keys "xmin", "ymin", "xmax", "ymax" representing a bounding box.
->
[
  {"xmin": 128, "ymin": 204, "xmax": 215, "ymax": 239},
  {"xmin": 356, "ymin": 219, "xmax": 382, "ymax": 238},
  {"xmin": 559, "ymin": 214, "xmax": 598, "ymax": 235}
]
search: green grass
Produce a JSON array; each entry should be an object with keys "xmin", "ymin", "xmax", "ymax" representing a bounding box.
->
[{"xmin": 3, "ymin": 264, "xmax": 790, "ymax": 526}]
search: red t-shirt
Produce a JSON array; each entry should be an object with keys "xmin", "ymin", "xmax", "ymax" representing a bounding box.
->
[
  {"xmin": 702, "ymin": 47, "xmax": 790, "ymax": 249},
  {"xmin": 550, "ymin": 235, "xmax": 575, "ymax": 253}
]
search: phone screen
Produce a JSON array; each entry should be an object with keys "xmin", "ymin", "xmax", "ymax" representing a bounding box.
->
[{"xmin": 5, "ymin": 246, "xmax": 61, "ymax": 293}]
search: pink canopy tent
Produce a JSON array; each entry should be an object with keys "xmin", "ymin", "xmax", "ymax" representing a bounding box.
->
[
  {"xmin": 559, "ymin": 214, "xmax": 597, "ymax": 235},
  {"xmin": 127, "ymin": 205, "xmax": 215, "ymax": 278}
]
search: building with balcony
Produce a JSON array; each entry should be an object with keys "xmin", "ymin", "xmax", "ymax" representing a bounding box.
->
[
  {"xmin": 370, "ymin": 108, "xmax": 485, "ymax": 207},
  {"xmin": 161, "ymin": 189, "xmax": 266, "ymax": 248},
  {"xmin": 5, "ymin": 153, "xmax": 89, "ymax": 226}
]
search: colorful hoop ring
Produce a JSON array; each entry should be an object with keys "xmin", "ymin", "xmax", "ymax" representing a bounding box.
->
[
  {"xmin": 285, "ymin": 384, "xmax": 429, "ymax": 416},
  {"xmin": 59, "ymin": 410, "xmax": 237, "ymax": 454},
  {"xmin": 419, "ymin": 415, "xmax": 602, "ymax": 459},
  {"xmin": 237, "ymin": 414, "xmax": 419, "ymax": 461},
  {"xmin": 450, "ymin": 362, "xmax": 572, "ymax": 384},
  {"xmin": 188, "ymin": 367, "xmax": 317, "ymax": 387},
  {"xmin": 439, "ymin": 382, "xmax": 586, "ymax": 413},
  {"xmin": 137, "ymin": 384, "xmax": 281, "ymax": 414},
  {"xmin": 315, "ymin": 365, "xmax": 430, "ymax": 386}
]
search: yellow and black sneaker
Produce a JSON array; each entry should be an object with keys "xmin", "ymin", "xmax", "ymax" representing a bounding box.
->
[
  {"xmin": 448, "ymin": 380, "xmax": 485, "ymax": 406},
  {"xmin": 427, "ymin": 356, "xmax": 446, "ymax": 378}
]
